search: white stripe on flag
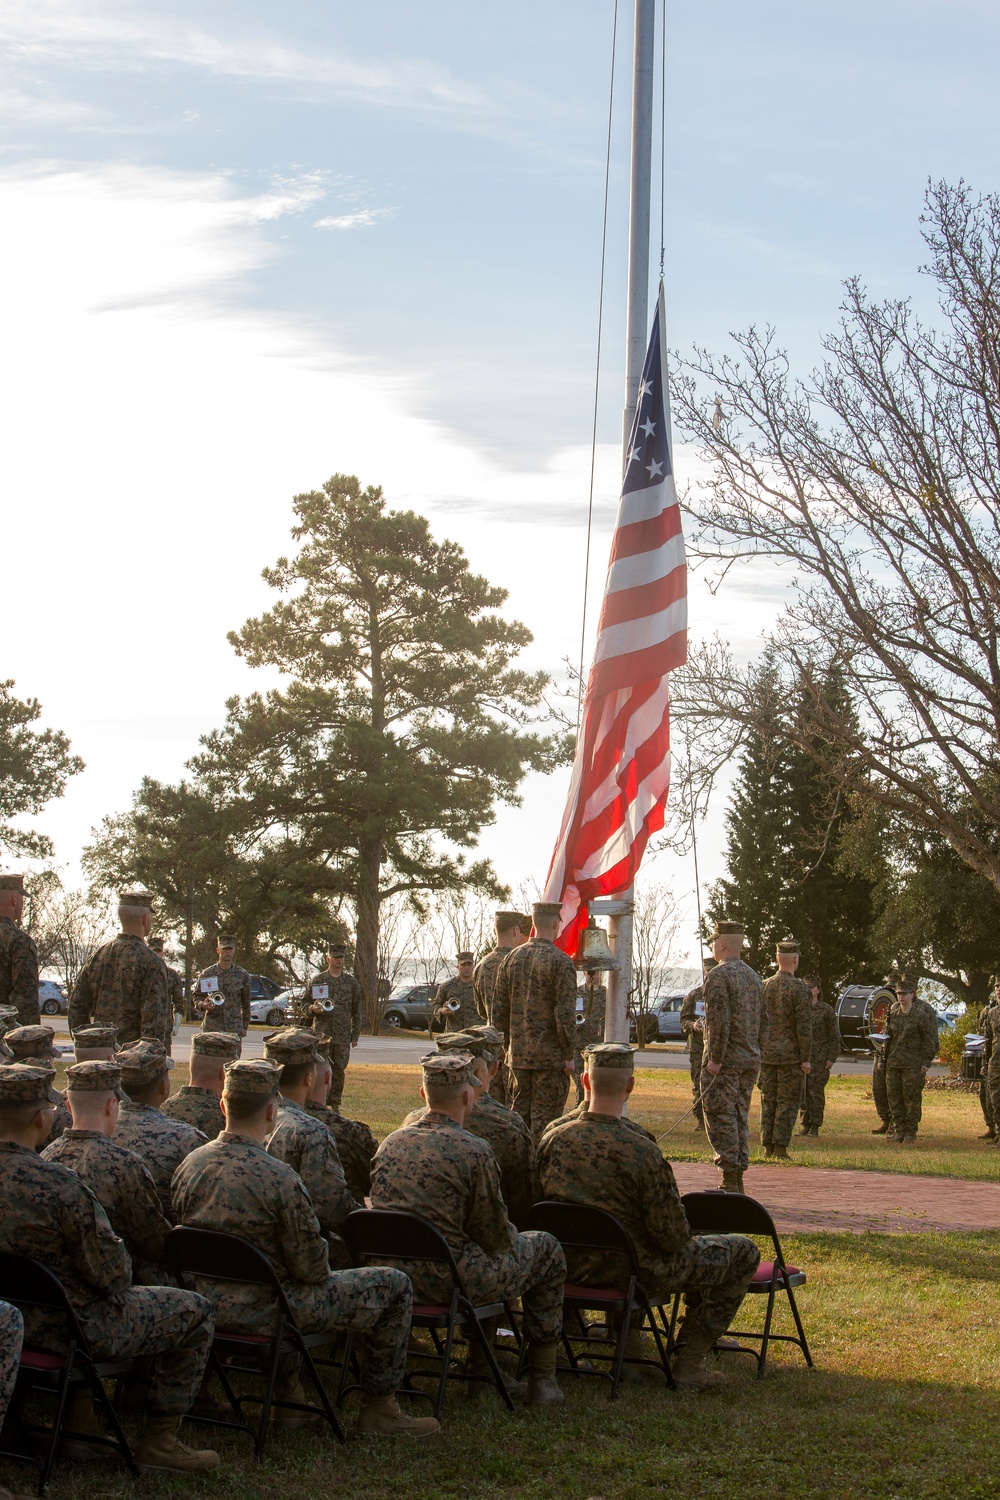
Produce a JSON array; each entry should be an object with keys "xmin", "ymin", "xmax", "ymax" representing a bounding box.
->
[
  {"xmin": 606, "ymin": 531, "xmax": 686, "ymax": 594},
  {"xmin": 592, "ymin": 597, "xmax": 688, "ymax": 663},
  {"xmin": 576, "ymin": 759, "xmax": 673, "ymax": 881},
  {"xmin": 582, "ymin": 688, "xmax": 671, "ymax": 822}
]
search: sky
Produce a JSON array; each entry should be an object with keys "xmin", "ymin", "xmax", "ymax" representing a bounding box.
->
[{"xmin": 3, "ymin": 0, "xmax": 1000, "ymax": 962}]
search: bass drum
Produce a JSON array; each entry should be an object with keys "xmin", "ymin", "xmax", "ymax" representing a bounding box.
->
[{"xmin": 835, "ymin": 986, "xmax": 896, "ymax": 1053}]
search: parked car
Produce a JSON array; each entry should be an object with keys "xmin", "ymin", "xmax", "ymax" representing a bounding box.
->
[
  {"xmin": 38, "ymin": 980, "xmax": 68, "ymax": 1017},
  {"xmin": 248, "ymin": 987, "xmax": 297, "ymax": 1027},
  {"xmin": 381, "ymin": 983, "xmax": 438, "ymax": 1032},
  {"xmin": 629, "ymin": 992, "xmax": 686, "ymax": 1046},
  {"xmin": 250, "ymin": 974, "xmax": 282, "ymax": 1004}
]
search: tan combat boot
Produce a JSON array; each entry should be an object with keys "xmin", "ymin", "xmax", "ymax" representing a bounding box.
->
[
  {"xmin": 773, "ymin": 1145, "xmax": 791, "ymax": 1160},
  {"xmin": 619, "ymin": 1329, "xmax": 665, "ymax": 1383},
  {"xmin": 720, "ymin": 1169, "xmax": 741, "ymax": 1193},
  {"xmin": 135, "ymin": 1415, "xmax": 221, "ymax": 1472},
  {"xmin": 671, "ymin": 1325, "xmax": 727, "ymax": 1391},
  {"xmin": 526, "ymin": 1341, "xmax": 565, "ymax": 1406},
  {"xmin": 465, "ymin": 1341, "xmax": 527, "ymax": 1399},
  {"xmin": 271, "ymin": 1376, "xmax": 320, "ymax": 1429},
  {"xmin": 59, "ymin": 1387, "xmax": 112, "ymax": 1463},
  {"xmin": 356, "ymin": 1393, "xmax": 440, "ymax": 1437},
  {"xmin": 762, "ymin": 1144, "xmax": 775, "ymax": 1158}
]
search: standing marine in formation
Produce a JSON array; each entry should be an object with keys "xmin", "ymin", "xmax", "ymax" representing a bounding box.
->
[
  {"xmin": 147, "ymin": 936, "xmax": 183, "ymax": 1041},
  {"xmin": 978, "ymin": 980, "xmax": 1000, "ymax": 1142},
  {"xmin": 473, "ymin": 911, "xmax": 530, "ymax": 1103},
  {"xmin": 759, "ymin": 939, "xmax": 812, "ymax": 1160},
  {"xmin": 306, "ymin": 940, "xmax": 363, "ymax": 1112},
  {"xmin": 492, "ymin": 901, "xmax": 577, "ymax": 1142},
  {"xmin": 69, "ymin": 890, "xmax": 171, "ymax": 1048},
  {"xmin": 700, "ymin": 920, "xmax": 766, "ymax": 1193},
  {"xmin": 433, "ymin": 952, "xmax": 480, "ymax": 1033},
  {"xmin": 680, "ymin": 958, "xmax": 715, "ymax": 1131},
  {"xmin": 0, "ymin": 872, "xmax": 40, "ymax": 1026},
  {"xmin": 799, "ymin": 975, "xmax": 841, "ymax": 1137},
  {"xmin": 195, "ymin": 934, "xmax": 251, "ymax": 1049},
  {"xmin": 881, "ymin": 974, "xmax": 939, "ymax": 1144}
]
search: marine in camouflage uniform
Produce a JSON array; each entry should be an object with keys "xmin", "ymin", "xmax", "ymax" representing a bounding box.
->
[
  {"xmin": 700, "ymin": 922, "xmax": 767, "ymax": 1190},
  {"xmin": 759, "ymin": 941, "xmax": 812, "ymax": 1155},
  {"xmin": 263, "ymin": 1029, "xmax": 360, "ymax": 1251},
  {"xmin": 473, "ymin": 912, "xmax": 531, "ymax": 1104},
  {"xmin": 306, "ymin": 943, "xmax": 363, "ymax": 1112},
  {"xmin": 196, "ymin": 934, "xmax": 251, "ymax": 1048},
  {"xmin": 680, "ymin": 960, "xmax": 715, "ymax": 1129},
  {"xmin": 161, "ymin": 1030, "xmax": 239, "ymax": 1140},
  {"xmin": 42, "ymin": 1060, "xmax": 173, "ymax": 1285},
  {"xmin": 572, "ymin": 977, "xmax": 606, "ymax": 1105},
  {"xmin": 5, "ymin": 1026, "xmax": 71, "ymax": 1147},
  {"xmin": 69, "ymin": 891, "xmax": 171, "ymax": 1048},
  {"xmin": 371, "ymin": 1053, "xmax": 565, "ymax": 1346},
  {"xmin": 0, "ymin": 1064, "xmax": 215, "ymax": 1422},
  {"xmin": 536, "ymin": 1044, "xmax": 760, "ymax": 1357},
  {"xmin": 882, "ymin": 976, "xmax": 939, "ymax": 1141},
  {"xmin": 304, "ymin": 1051, "xmax": 378, "ymax": 1201},
  {"xmin": 113, "ymin": 1041, "xmax": 206, "ymax": 1217},
  {"xmin": 870, "ymin": 1029, "xmax": 893, "ymax": 1132},
  {"xmin": 0, "ymin": 872, "xmax": 40, "ymax": 1025},
  {"xmin": 147, "ymin": 937, "xmax": 183, "ymax": 1050},
  {"xmin": 492, "ymin": 902, "xmax": 577, "ymax": 1142},
  {"xmin": 172, "ymin": 1060, "xmax": 420, "ymax": 1419},
  {"xmin": 979, "ymin": 988, "xmax": 1000, "ymax": 1141},
  {"xmin": 799, "ymin": 977, "xmax": 841, "ymax": 1135},
  {"xmin": 433, "ymin": 953, "xmax": 479, "ymax": 1034},
  {"xmin": 402, "ymin": 1028, "xmax": 536, "ymax": 1228},
  {"xmin": 0, "ymin": 1298, "xmax": 23, "ymax": 1438}
]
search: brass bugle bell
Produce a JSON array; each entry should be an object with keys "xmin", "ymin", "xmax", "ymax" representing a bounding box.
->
[
  {"xmin": 444, "ymin": 997, "xmax": 462, "ymax": 1012},
  {"xmin": 575, "ymin": 1010, "xmax": 588, "ymax": 1026},
  {"xmin": 574, "ymin": 917, "xmax": 619, "ymax": 973},
  {"xmin": 320, "ymin": 1000, "xmax": 335, "ymax": 1011},
  {"xmin": 210, "ymin": 994, "xmax": 225, "ymax": 1007}
]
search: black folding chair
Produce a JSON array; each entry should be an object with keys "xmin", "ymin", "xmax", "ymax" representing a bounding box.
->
[
  {"xmin": 0, "ymin": 1252, "xmax": 140, "ymax": 1495},
  {"xmin": 164, "ymin": 1227, "xmax": 345, "ymax": 1458},
  {"xmin": 522, "ymin": 1202, "xmax": 674, "ymax": 1398},
  {"xmin": 340, "ymin": 1208, "xmax": 517, "ymax": 1419},
  {"xmin": 678, "ymin": 1192, "xmax": 812, "ymax": 1378}
]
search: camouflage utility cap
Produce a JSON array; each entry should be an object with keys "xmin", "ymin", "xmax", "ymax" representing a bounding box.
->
[
  {"xmin": 456, "ymin": 951, "xmax": 475, "ymax": 963},
  {"xmin": 895, "ymin": 974, "xmax": 919, "ymax": 995},
  {"xmin": 776, "ymin": 938, "xmax": 801, "ymax": 954},
  {"xmin": 325, "ymin": 943, "xmax": 347, "ymax": 956},
  {"xmin": 495, "ymin": 910, "xmax": 528, "ymax": 935},
  {"xmin": 6, "ymin": 1025, "xmax": 58, "ymax": 1060},
  {"xmin": 0, "ymin": 1006, "xmax": 21, "ymax": 1027},
  {"xmin": 66, "ymin": 1060, "xmax": 123, "ymax": 1096},
  {"xmin": 419, "ymin": 1051, "xmax": 477, "ymax": 1087},
  {"xmin": 116, "ymin": 1038, "xmax": 174, "ymax": 1086},
  {"xmin": 146, "ymin": 937, "xmax": 165, "ymax": 953},
  {"xmin": 711, "ymin": 920, "xmax": 745, "ymax": 938},
  {"xmin": 436, "ymin": 1030, "xmax": 493, "ymax": 1061},
  {"xmin": 223, "ymin": 1059, "xmax": 280, "ymax": 1098},
  {"xmin": 263, "ymin": 1027, "xmax": 319, "ymax": 1065},
  {"xmin": 191, "ymin": 1031, "xmax": 242, "ymax": 1059},
  {"xmin": 72, "ymin": 1026, "xmax": 118, "ymax": 1049},
  {"xmin": 584, "ymin": 1041, "xmax": 637, "ymax": 1071},
  {"xmin": 532, "ymin": 901, "xmax": 562, "ymax": 924},
  {"xmin": 0, "ymin": 1063, "xmax": 55, "ymax": 1103},
  {"xmin": 703, "ymin": 957, "xmax": 718, "ymax": 972},
  {"xmin": 119, "ymin": 890, "xmax": 154, "ymax": 909},
  {"xmin": 0, "ymin": 874, "xmax": 24, "ymax": 893},
  {"xmin": 217, "ymin": 933, "xmax": 237, "ymax": 947},
  {"xmin": 468, "ymin": 1023, "xmax": 505, "ymax": 1059}
]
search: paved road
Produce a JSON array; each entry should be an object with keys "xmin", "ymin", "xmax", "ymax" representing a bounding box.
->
[{"xmin": 53, "ymin": 1024, "xmax": 945, "ymax": 1076}]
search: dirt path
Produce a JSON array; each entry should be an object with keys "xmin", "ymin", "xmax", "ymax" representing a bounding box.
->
[{"xmin": 672, "ymin": 1161, "xmax": 1000, "ymax": 1233}]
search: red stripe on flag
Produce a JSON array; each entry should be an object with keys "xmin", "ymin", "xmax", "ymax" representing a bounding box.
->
[
  {"xmin": 597, "ymin": 563, "xmax": 687, "ymax": 630},
  {"xmin": 609, "ymin": 503, "xmax": 682, "ymax": 563},
  {"xmin": 587, "ymin": 633, "xmax": 687, "ymax": 701}
]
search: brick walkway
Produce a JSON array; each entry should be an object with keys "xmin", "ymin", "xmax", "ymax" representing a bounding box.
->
[{"xmin": 672, "ymin": 1162, "xmax": 1000, "ymax": 1233}]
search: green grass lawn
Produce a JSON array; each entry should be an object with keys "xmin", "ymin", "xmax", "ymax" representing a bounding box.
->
[{"xmin": 3, "ymin": 1231, "xmax": 998, "ymax": 1500}]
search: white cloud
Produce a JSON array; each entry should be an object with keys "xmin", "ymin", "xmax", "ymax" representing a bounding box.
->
[{"xmin": 314, "ymin": 208, "xmax": 388, "ymax": 230}]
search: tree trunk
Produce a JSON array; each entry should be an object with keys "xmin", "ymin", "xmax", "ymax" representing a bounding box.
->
[{"xmin": 355, "ymin": 838, "xmax": 383, "ymax": 1033}]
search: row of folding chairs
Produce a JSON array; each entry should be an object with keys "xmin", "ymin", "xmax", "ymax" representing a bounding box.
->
[{"xmin": 0, "ymin": 1191, "xmax": 811, "ymax": 1494}]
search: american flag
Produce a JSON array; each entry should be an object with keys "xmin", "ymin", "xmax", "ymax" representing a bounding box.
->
[{"xmin": 544, "ymin": 285, "xmax": 687, "ymax": 955}]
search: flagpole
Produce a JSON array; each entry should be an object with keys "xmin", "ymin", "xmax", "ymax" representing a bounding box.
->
[{"xmin": 604, "ymin": 0, "xmax": 656, "ymax": 1045}]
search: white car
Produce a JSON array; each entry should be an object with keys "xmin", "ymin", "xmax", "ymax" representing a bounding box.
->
[
  {"xmin": 39, "ymin": 980, "xmax": 68, "ymax": 1017},
  {"xmin": 248, "ymin": 990, "xmax": 294, "ymax": 1027}
]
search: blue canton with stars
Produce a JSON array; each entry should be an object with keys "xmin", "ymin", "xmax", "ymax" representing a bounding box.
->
[{"xmin": 622, "ymin": 306, "xmax": 670, "ymax": 497}]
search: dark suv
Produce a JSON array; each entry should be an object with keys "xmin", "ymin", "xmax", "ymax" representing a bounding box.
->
[
  {"xmin": 382, "ymin": 983, "xmax": 438, "ymax": 1032},
  {"xmin": 629, "ymin": 992, "xmax": 686, "ymax": 1046}
]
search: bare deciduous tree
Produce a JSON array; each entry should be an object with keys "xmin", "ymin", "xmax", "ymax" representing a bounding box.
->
[
  {"xmin": 631, "ymin": 881, "xmax": 683, "ymax": 1030},
  {"xmin": 27, "ymin": 878, "xmax": 117, "ymax": 995},
  {"xmin": 672, "ymin": 181, "xmax": 1000, "ymax": 894}
]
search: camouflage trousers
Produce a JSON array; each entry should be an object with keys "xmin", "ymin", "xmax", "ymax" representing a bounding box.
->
[
  {"xmin": 800, "ymin": 1067, "xmax": 831, "ymax": 1129},
  {"xmin": 512, "ymin": 1067, "xmax": 570, "ymax": 1144},
  {"xmin": 981, "ymin": 1072, "xmax": 994, "ymax": 1132},
  {"xmin": 700, "ymin": 1065, "xmax": 757, "ymax": 1170},
  {"xmin": 985, "ymin": 1062, "xmax": 1000, "ymax": 1134},
  {"xmin": 688, "ymin": 1035, "xmax": 704, "ymax": 1123},
  {"xmin": 759, "ymin": 1064, "xmax": 805, "ymax": 1147},
  {"xmin": 489, "ymin": 1062, "xmax": 512, "ymax": 1108},
  {"xmin": 0, "ymin": 1299, "xmax": 24, "ymax": 1429},
  {"xmin": 327, "ymin": 1043, "xmax": 351, "ymax": 1113},
  {"xmin": 644, "ymin": 1234, "xmax": 762, "ymax": 1340},
  {"xmin": 397, "ymin": 1230, "xmax": 567, "ymax": 1346},
  {"xmin": 196, "ymin": 1266, "xmax": 412, "ymax": 1397},
  {"xmin": 26, "ymin": 1287, "xmax": 214, "ymax": 1416},
  {"xmin": 872, "ymin": 1059, "xmax": 890, "ymax": 1123},
  {"xmin": 886, "ymin": 1068, "xmax": 925, "ymax": 1137}
]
